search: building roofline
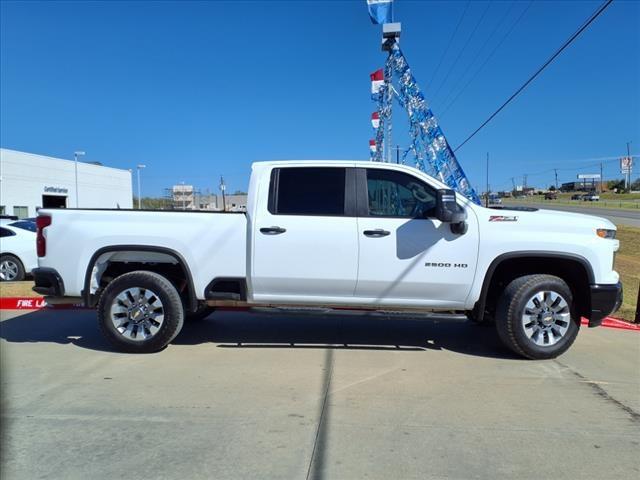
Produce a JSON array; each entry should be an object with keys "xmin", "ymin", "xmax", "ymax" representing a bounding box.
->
[{"xmin": 0, "ymin": 147, "xmax": 132, "ymax": 175}]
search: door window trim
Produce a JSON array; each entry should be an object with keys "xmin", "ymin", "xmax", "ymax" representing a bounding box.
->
[
  {"xmin": 267, "ymin": 166, "xmax": 357, "ymax": 217},
  {"xmin": 355, "ymin": 167, "xmax": 441, "ymax": 219}
]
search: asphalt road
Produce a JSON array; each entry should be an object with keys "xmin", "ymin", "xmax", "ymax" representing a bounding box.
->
[
  {"xmin": 503, "ymin": 202, "xmax": 640, "ymax": 228},
  {"xmin": 1, "ymin": 308, "xmax": 639, "ymax": 480}
]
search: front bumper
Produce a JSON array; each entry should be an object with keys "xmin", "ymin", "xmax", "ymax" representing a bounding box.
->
[
  {"xmin": 588, "ymin": 282, "xmax": 623, "ymax": 327},
  {"xmin": 32, "ymin": 267, "xmax": 65, "ymax": 297}
]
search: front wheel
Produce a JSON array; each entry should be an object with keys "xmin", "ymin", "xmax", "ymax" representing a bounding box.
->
[
  {"xmin": 496, "ymin": 274, "xmax": 579, "ymax": 359},
  {"xmin": 97, "ymin": 271, "xmax": 184, "ymax": 353}
]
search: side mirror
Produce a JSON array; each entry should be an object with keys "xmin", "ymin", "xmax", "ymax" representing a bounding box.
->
[{"xmin": 436, "ymin": 189, "xmax": 467, "ymax": 223}]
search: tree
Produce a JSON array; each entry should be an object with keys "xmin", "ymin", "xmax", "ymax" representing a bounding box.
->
[
  {"xmin": 548, "ymin": 185, "xmax": 556, "ymax": 191},
  {"xmin": 607, "ymin": 179, "xmax": 625, "ymax": 192},
  {"xmin": 132, "ymin": 196, "xmax": 170, "ymax": 209}
]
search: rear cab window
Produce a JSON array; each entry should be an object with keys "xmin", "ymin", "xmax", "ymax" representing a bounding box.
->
[{"xmin": 268, "ymin": 167, "xmax": 347, "ymax": 216}]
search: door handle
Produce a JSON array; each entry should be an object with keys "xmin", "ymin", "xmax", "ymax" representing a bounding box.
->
[
  {"xmin": 260, "ymin": 226, "xmax": 286, "ymax": 235},
  {"xmin": 363, "ymin": 229, "xmax": 390, "ymax": 237}
]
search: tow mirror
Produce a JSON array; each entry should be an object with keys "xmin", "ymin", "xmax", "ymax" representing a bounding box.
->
[
  {"xmin": 436, "ymin": 189, "xmax": 466, "ymax": 223},
  {"xmin": 436, "ymin": 189, "xmax": 468, "ymax": 234}
]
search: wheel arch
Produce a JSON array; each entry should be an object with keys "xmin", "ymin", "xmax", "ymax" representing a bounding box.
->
[
  {"xmin": 82, "ymin": 245, "xmax": 197, "ymax": 312},
  {"xmin": 473, "ymin": 251, "xmax": 594, "ymax": 323}
]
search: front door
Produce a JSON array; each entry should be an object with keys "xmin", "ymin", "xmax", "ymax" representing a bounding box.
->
[
  {"xmin": 355, "ymin": 167, "xmax": 479, "ymax": 308},
  {"xmin": 251, "ymin": 166, "xmax": 359, "ymax": 303}
]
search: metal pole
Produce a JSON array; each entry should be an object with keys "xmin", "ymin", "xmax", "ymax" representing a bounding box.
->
[
  {"xmin": 396, "ymin": 145, "xmax": 400, "ymax": 164},
  {"xmin": 485, "ymin": 152, "xmax": 489, "ymax": 207},
  {"xmin": 137, "ymin": 168, "xmax": 142, "ymax": 209},
  {"xmin": 554, "ymin": 169, "xmax": 558, "ymax": 190},
  {"xmin": 74, "ymin": 153, "xmax": 79, "ymax": 207},
  {"xmin": 599, "ymin": 162, "xmax": 603, "ymax": 193},
  {"xmin": 626, "ymin": 142, "xmax": 632, "ymax": 192}
]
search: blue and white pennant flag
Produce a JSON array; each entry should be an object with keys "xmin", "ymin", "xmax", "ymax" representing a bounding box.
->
[{"xmin": 366, "ymin": 0, "xmax": 393, "ymax": 25}]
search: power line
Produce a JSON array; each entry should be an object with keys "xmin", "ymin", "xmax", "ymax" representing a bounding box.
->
[
  {"xmin": 437, "ymin": 1, "xmax": 517, "ymax": 113},
  {"xmin": 431, "ymin": 1, "xmax": 492, "ymax": 102},
  {"xmin": 453, "ymin": 0, "xmax": 614, "ymax": 153},
  {"xmin": 440, "ymin": 1, "xmax": 533, "ymax": 118},
  {"xmin": 427, "ymin": 1, "xmax": 471, "ymax": 90}
]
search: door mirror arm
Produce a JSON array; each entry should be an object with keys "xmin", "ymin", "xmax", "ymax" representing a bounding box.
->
[{"xmin": 450, "ymin": 221, "xmax": 468, "ymax": 235}]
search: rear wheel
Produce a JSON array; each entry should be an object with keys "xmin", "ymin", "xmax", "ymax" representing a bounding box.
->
[
  {"xmin": 0, "ymin": 254, "xmax": 25, "ymax": 281},
  {"xmin": 496, "ymin": 274, "xmax": 579, "ymax": 359},
  {"xmin": 97, "ymin": 271, "xmax": 184, "ymax": 353}
]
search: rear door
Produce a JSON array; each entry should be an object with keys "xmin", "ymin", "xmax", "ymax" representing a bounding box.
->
[
  {"xmin": 355, "ymin": 167, "xmax": 479, "ymax": 307},
  {"xmin": 251, "ymin": 166, "xmax": 359, "ymax": 302}
]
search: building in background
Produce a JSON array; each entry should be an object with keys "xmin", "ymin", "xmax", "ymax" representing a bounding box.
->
[
  {"xmin": 223, "ymin": 194, "xmax": 247, "ymax": 212},
  {"xmin": 169, "ymin": 184, "xmax": 196, "ymax": 209},
  {"xmin": 165, "ymin": 185, "xmax": 246, "ymax": 211},
  {"xmin": 0, "ymin": 148, "xmax": 133, "ymax": 218}
]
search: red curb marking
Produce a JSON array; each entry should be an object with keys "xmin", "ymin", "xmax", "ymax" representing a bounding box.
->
[
  {"xmin": 2, "ymin": 297, "xmax": 639, "ymax": 331},
  {"xmin": 0, "ymin": 297, "xmax": 87, "ymax": 310}
]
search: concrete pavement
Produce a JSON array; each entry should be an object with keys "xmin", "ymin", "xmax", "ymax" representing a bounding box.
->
[{"xmin": 1, "ymin": 308, "xmax": 639, "ymax": 479}]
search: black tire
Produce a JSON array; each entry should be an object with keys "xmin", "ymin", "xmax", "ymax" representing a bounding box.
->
[
  {"xmin": 496, "ymin": 274, "xmax": 579, "ymax": 360},
  {"xmin": 97, "ymin": 270, "xmax": 184, "ymax": 353},
  {"xmin": 0, "ymin": 254, "xmax": 25, "ymax": 281},
  {"xmin": 186, "ymin": 303, "xmax": 215, "ymax": 322}
]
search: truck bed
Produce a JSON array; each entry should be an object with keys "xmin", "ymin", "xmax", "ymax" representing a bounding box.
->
[{"xmin": 38, "ymin": 208, "xmax": 248, "ymax": 298}]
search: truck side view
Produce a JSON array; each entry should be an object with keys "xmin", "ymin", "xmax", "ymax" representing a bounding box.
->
[{"xmin": 32, "ymin": 161, "xmax": 622, "ymax": 359}]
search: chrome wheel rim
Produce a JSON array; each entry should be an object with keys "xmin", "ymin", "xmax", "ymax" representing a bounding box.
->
[
  {"xmin": 0, "ymin": 260, "xmax": 19, "ymax": 281},
  {"xmin": 522, "ymin": 291, "xmax": 571, "ymax": 347},
  {"xmin": 110, "ymin": 287, "xmax": 164, "ymax": 341}
]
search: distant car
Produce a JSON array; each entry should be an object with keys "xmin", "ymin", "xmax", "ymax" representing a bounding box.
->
[
  {"xmin": 545, "ymin": 192, "xmax": 558, "ymax": 200},
  {"xmin": 571, "ymin": 194, "xmax": 583, "ymax": 200},
  {"xmin": 582, "ymin": 192, "xmax": 600, "ymax": 202},
  {"xmin": 0, "ymin": 221, "xmax": 37, "ymax": 281}
]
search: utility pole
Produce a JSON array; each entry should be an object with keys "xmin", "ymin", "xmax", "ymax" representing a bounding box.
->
[
  {"xmin": 485, "ymin": 152, "xmax": 489, "ymax": 207},
  {"xmin": 599, "ymin": 162, "xmax": 603, "ymax": 193},
  {"xmin": 625, "ymin": 142, "xmax": 632, "ymax": 192},
  {"xmin": 396, "ymin": 145, "xmax": 400, "ymax": 164},
  {"xmin": 523, "ymin": 174, "xmax": 528, "ymax": 191},
  {"xmin": 219, "ymin": 176, "xmax": 226, "ymax": 212},
  {"xmin": 554, "ymin": 169, "xmax": 558, "ymax": 190}
]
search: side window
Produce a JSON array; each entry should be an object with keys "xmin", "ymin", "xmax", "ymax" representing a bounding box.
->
[
  {"xmin": 270, "ymin": 167, "xmax": 346, "ymax": 216},
  {"xmin": 366, "ymin": 169, "xmax": 436, "ymax": 218},
  {"xmin": 0, "ymin": 227, "xmax": 16, "ymax": 238}
]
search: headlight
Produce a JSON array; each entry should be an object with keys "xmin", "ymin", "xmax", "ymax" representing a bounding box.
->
[{"xmin": 596, "ymin": 228, "xmax": 616, "ymax": 239}]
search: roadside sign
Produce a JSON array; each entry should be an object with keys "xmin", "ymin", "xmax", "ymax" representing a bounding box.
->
[
  {"xmin": 577, "ymin": 174, "xmax": 600, "ymax": 179},
  {"xmin": 621, "ymin": 156, "xmax": 633, "ymax": 174}
]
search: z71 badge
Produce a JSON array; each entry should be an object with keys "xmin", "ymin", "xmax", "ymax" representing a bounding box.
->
[{"xmin": 489, "ymin": 215, "xmax": 518, "ymax": 222}]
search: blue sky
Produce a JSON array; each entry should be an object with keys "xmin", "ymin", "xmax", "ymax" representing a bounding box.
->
[{"xmin": 1, "ymin": 0, "xmax": 638, "ymax": 196}]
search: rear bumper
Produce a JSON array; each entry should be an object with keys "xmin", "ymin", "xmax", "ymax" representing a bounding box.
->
[
  {"xmin": 32, "ymin": 267, "xmax": 65, "ymax": 297},
  {"xmin": 588, "ymin": 282, "xmax": 623, "ymax": 327}
]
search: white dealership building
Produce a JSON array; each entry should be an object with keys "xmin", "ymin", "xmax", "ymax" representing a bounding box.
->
[{"xmin": 0, "ymin": 148, "xmax": 133, "ymax": 218}]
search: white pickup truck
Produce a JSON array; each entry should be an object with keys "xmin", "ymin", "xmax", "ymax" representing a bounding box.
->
[{"xmin": 33, "ymin": 161, "xmax": 622, "ymax": 359}]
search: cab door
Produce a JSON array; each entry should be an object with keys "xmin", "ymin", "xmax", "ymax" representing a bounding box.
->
[
  {"xmin": 251, "ymin": 166, "xmax": 359, "ymax": 302},
  {"xmin": 354, "ymin": 167, "xmax": 479, "ymax": 307}
]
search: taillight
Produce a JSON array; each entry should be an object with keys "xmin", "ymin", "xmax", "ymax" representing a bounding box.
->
[{"xmin": 36, "ymin": 215, "xmax": 52, "ymax": 257}]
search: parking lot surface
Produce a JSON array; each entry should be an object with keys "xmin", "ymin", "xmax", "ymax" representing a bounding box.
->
[{"xmin": 1, "ymin": 308, "xmax": 639, "ymax": 480}]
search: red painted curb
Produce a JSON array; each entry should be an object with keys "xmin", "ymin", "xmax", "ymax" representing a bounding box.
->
[
  {"xmin": 580, "ymin": 317, "xmax": 640, "ymax": 331},
  {"xmin": 1, "ymin": 296, "xmax": 639, "ymax": 331},
  {"xmin": 0, "ymin": 297, "xmax": 87, "ymax": 310}
]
